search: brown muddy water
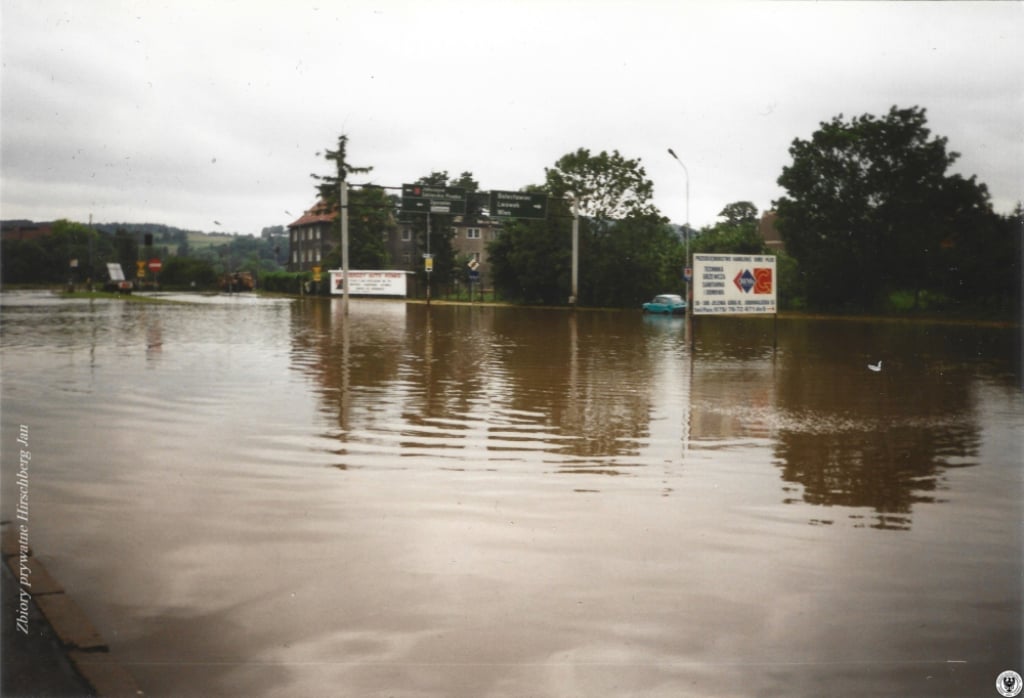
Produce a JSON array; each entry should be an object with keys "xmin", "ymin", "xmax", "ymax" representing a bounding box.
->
[{"xmin": 1, "ymin": 290, "xmax": 1021, "ymax": 697}]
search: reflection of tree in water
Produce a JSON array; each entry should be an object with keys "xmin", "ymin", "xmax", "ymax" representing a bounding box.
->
[
  {"xmin": 287, "ymin": 303, "xmax": 663, "ymax": 476},
  {"xmin": 488, "ymin": 310, "xmax": 658, "ymax": 471},
  {"xmin": 776, "ymin": 421, "xmax": 980, "ymax": 530},
  {"xmin": 772, "ymin": 320, "xmax": 988, "ymax": 530}
]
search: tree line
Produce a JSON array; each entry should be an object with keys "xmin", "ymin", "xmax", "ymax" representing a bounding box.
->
[
  {"xmin": 313, "ymin": 108, "xmax": 1019, "ymax": 315},
  {"xmin": 4, "ymin": 105, "xmax": 1020, "ymax": 316},
  {"xmin": 1, "ymin": 222, "xmax": 287, "ymax": 288}
]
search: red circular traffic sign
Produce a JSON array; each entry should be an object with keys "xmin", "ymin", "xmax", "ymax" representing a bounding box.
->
[{"xmin": 148, "ymin": 258, "xmax": 162, "ymax": 273}]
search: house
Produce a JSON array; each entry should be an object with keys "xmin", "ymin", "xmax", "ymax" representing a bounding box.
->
[
  {"xmin": 287, "ymin": 197, "xmax": 506, "ymax": 281},
  {"xmin": 1, "ymin": 220, "xmax": 54, "ymax": 242},
  {"xmin": 450, "ymin": 216, "xmax": 501, "ymax": 282},
  {"xmin": 385, "ymin": 220, "xmax": 420, "ymax": 272},
  {"xmin": 757, "ymin": 211, "xmax": 786, "ymax": 253},
  {"xmin": 286, "ymin": 202, "xmax": 337, "ymax": 272}
]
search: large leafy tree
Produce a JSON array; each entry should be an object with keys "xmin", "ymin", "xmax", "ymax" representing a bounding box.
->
[
  {"xmin": 544, "ymin": 148, "xmax": 660, "ymax": 223},
  {"xmin": 489, "ymin": 148, "xmax": 680, "ymax": 305},
  {"xmin": 774, "ymin": 106, "xmax": 996, "ymax": 310},
  {"xmin": 488, "ymin": 190, "xmax": 574, "ymax": 304},
  {"xmin": 692, "ymin": 201, "xmax": 767, "ymax": 255}
]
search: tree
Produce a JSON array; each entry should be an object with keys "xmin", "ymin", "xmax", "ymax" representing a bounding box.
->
[
  {"xmin": 717, "ymin": 201, "xmax": 758, "ymax": 227},
  {"xmin": 488, "ymin": 193, "xmax": 574, "ymax": 304},
  {"xmin": 774, "ymin": 106, "xmax": 994, "ymax": 311},
  {"xmin": 311, "ymin": 134, "xmax": 373, "ymax": 195},
  {"xmin": 310, "ymin": 134, "xmax": 389, "ymax": 270},
  {"xmin": 489, "ymin": 149, "xmax": 680, "ymax": 306},
  {"xmin": 693, "ymin": 201, "xmax": 766, "ymax": 255},
  {"xmin": 159, "ymin": 256, "xmax": 217, "ymax": 289},
  {"xmin": 544, "ymin": 148, "xmax": 659, "ymax": 223}
]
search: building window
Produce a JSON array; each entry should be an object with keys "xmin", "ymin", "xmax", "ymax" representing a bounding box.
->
[
  {"xmin": 402, "ymin": 253, "xmax": 412, "ymax": 264},
  {"xmin": 466, "ymin": 228, "xmax": 481, "ymax": 239},
  {"xmin": 402, "ymin": 228, "xmax": 412, "ymax": 242}
]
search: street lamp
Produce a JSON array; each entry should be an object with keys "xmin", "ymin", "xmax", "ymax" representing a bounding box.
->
[{"xmin": 667, "ymin": 148, "xmax": 690, "ymax": 297}]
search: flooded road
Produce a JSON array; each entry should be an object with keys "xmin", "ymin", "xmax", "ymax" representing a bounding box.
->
[{"xmin": 2, "ymin": 291, "xmax": 1021, "ymax": 697}]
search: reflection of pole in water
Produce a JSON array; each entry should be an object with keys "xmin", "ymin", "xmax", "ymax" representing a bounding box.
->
[
  {"xmin": 567, "ymin": 311, "xmax": 579, "ymax": 426},
  {"xmin": 340, "ymin": 180, "xmax": 350, "ymax": 317}
]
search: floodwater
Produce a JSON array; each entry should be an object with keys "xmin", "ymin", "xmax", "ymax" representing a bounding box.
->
[{"xmin": 1, "ymin": 290, "xmax": 1021, "ymax": 697}]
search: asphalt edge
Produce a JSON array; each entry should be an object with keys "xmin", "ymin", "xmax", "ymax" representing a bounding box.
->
[{"xmin": 2, "ymin": 522, "xmax": 143, "ymax": 697}]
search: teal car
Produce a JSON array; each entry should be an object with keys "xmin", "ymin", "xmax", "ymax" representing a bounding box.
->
[{"xmin": 642, "ymin": 293, "xmax": 686, "ymax": 315}]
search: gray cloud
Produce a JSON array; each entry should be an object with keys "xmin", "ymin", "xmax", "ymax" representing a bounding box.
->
[{"xmin": 2, "ymin": 0, "xmax": 1021, "ymax": 234}]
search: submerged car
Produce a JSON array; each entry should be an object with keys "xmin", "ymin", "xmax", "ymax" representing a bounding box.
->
[{"xmin": 642, "ymin": 293, "xmax": 686, "ymax": 315}]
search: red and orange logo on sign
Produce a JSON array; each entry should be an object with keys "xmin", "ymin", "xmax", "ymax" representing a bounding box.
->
[{"xmin": 734, "ymin": 268, "xmax": 773, "ymax": 294}]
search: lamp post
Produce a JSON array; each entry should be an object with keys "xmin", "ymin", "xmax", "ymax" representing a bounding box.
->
[
  {"xmin": 667, "ymin": 148, "xmax": 691, "ymax": 300},
  {"xmin": 567, "ymin": 192, "xmax": 579, "ymax": 307}
]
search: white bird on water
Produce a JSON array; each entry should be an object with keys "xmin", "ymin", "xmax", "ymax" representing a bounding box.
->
[{"xmin": 868, "ymin": 361, "xmax": 883, "ymax": 372}]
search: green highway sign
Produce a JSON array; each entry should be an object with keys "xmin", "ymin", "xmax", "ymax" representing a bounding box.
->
[
  {"xmin": 402, "ymin": 184, "xmax": 467, "ymax": 215},
  {"xmin": 489, "ymin": 190, "xmax": 548, "ymax": 219}
]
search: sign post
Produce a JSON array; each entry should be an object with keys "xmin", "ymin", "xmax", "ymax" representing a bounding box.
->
[
  {"xmin": 402, "ymin": 185, "xmax": 467, "ymax": 305},
  {"xmin": 692, "ymin": 253, "xmax": 779, "ymax": 350}
]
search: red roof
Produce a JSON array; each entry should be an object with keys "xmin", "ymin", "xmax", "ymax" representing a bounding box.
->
[
  {"xmin": 288, "ymin": 201, "xmax": 337, "ymax": 228},
  {"xmin": 1, "ymin": 220, "xmax": 54, "ymax": 241}
]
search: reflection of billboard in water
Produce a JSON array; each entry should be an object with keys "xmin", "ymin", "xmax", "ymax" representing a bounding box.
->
[
  {"xmin": 329, "ymin": 270, "xmax": 410, "ymax": 296},
  {"xmin": 692, "ymin": 254, "xmax": 776, "ymax": 315}
]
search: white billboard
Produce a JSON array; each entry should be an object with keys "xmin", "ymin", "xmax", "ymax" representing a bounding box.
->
[
  {"xmin": 106, "ymin": 263, "xmax": 126, "ymax": 281},
  {"xmin": 692, "ymin": 254, "xmax": 777, "ymax": 315},
  {"xmin": 329, "ymin": 270, "xmax": 410, "ymax": 297}
]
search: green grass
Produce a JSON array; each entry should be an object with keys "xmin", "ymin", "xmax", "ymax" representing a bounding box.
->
[{"xmin": 185, "ymin": 232, "xmax": 236, "ymax": 249}]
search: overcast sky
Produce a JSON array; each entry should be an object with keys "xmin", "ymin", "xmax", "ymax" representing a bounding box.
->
[{"xmin": 2, "ymin": 0, "xmax": 1021, "ymax": 235}]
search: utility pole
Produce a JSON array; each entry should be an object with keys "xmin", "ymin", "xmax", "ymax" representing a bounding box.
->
[
  {"xmin": 340, "ymin": 180, "xmax": 350, "ymax": 315},
  {"xmin": 569, "ymin": 192, "xmax": 579, "ymax": 308},
  {"xmin": 425, "ymin": 212, "xmax": 432, "ymax": 306}
]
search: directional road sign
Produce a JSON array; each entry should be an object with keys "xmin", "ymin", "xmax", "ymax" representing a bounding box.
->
[
  {"xmin": 489, "ymin": 190, "xmax": 548, "ymax": 219},
  {"xmin": 402, "ymin": 185, "xmax": 466, "ymax": 215}
]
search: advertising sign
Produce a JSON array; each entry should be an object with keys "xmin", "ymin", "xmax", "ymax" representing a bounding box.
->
[
  {"xmin": 692, "ymin": 254, "xmax": 777, "ymax": 315},
  {"xmin": 329, "ymin": 270, "xmax": 409, "ymax": 297},
  {"xmin": 107, "ymin": 263, "xmax": 126, "ymax": 281}
]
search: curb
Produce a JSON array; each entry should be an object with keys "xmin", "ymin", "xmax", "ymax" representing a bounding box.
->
[{"xmin": 2, "ymin": 523, "xmax": 143, "ymax": 697}]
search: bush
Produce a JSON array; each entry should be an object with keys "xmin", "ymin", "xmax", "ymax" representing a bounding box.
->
[{"xmin": 260, "ymin": 271, "xmax": 311, "ymax": 294}]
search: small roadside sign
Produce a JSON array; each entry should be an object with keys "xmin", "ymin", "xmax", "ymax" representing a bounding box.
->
[
  {"xmin": 425, "ymin": 257, "xmax": 434, "ymax": 273},
  {"xmin": 136, "ymin": 261, "xmax": 147, "ymax": 278},
  {"xmin": 148, "ymin": 258, "xmax": 163, "ymax": 273}
]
